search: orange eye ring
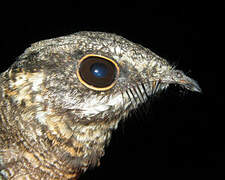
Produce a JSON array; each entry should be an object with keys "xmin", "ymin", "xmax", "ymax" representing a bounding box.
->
[{"xmin": 76, "ymin": 54, "xmax": 120, "ymax": 91}]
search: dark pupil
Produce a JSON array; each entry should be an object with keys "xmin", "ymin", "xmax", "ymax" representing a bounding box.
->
[
  {"xmin": 79, "ymin": 56, "xmax": 116, "ymax": 88},
  {"xmin": 90, "ymin": 63, "xmax": 108, "ymax": 78}
]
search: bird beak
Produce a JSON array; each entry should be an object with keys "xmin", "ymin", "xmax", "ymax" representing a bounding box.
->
[
  {"xmin": 170, "ymin": 70, "xmax": 202, "ymax": 93},
  {"xmin": 179, "ymin": 75, "xmax": 201, "ymax": 93}
]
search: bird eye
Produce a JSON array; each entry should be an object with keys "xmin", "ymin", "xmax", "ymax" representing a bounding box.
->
[{"xmin": 77, "ymin": 54, "xmax": 120, "ymax": 91}]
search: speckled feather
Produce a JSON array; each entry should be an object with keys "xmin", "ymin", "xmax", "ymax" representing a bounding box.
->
[{"xmin": 0, "ymin": 31, "xmax": 200, "ymax": 180}]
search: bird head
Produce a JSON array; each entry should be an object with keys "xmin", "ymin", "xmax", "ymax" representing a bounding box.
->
[{"xmin": 12, "ymin": 31, "xmax": 200, "ymax": 123}]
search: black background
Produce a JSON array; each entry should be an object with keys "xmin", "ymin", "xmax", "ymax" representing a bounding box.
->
[{"xmin": 1, "ymin": 1, "xmax": 224, "ymax": 180}]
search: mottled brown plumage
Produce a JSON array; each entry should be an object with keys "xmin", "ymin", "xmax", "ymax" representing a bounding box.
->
[{"xmin": 0, "ymin": 31, "xmax": 200, "ymax": 179}]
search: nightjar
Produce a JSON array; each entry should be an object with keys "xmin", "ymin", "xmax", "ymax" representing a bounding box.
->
[{"xmin": 0, "ymin": 31, "xmax": 201, "ymax": 180}]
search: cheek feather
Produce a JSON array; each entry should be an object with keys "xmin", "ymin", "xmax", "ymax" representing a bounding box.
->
[{"xmin": 74, "ymin": 92, "xmax": 126, "ymax": 118}]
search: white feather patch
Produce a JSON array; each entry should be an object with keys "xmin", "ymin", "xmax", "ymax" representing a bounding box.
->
[{"xmin": 78, "ymin": 93, "xmax": 124, "ymax": 117}]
